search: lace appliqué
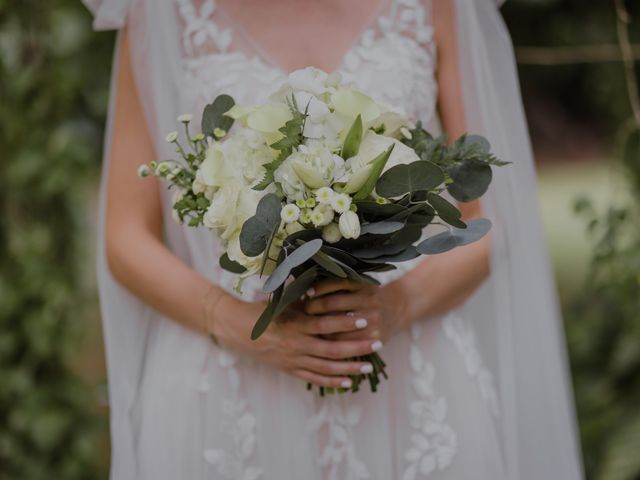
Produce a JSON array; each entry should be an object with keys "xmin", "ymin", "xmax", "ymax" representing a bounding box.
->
[
  {"xmin": 308, "ymin": 398, "xmax": 369, "ymax": 480},
  {"xmin": 340, "ymin": 0, "xmax": 437, "ymax": 124},
  {"xmin": 403, "ymin": 323, "xmax": 457, "ymax": 480},
  {"xmin": 443, "ymin": 314, "xmax": 500, "ymax": 417},
  {"xmin": 177, "ymin": 0, "xmax": 232, "ymax": 55},
  {"xmin": 202, "ymin": 351, "xmax": 263, "ymax": 480}
]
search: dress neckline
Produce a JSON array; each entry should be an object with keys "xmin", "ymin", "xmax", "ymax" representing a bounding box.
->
[{"xmin": 215, "ymin": 0, "xmax": 390, "ymax": 75}]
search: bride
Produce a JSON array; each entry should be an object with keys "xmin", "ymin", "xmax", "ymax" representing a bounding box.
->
[{"xmin": 85, "ymin": 0, "xmax": 584, "ymax": 478}]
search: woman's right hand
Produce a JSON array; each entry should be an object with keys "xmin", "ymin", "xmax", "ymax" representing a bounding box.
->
[{"xmin": 209, "ymin": 294, "xmax": 378, "ymax": 389}]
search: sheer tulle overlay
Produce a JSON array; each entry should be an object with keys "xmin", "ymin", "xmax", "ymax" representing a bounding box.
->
[{"xmin": 85, "ymin": 0, "xmax": 584, "ymax": 478}]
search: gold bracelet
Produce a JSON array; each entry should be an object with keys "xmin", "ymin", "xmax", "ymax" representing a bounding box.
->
[{"xmin": 202, "ymin": 285, "xmax": 225, "ymax": 346}]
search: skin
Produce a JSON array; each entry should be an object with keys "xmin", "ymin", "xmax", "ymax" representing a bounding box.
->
[{"xmin": 106, "ymin": 0, "xmax": 489, "ymax": 390}]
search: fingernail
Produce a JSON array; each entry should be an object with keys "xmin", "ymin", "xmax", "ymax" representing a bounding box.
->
[
  {"xmin": 346, "ymin": 311, "xmax": 355, "ymax": 317},
  {"xmin": 371, "ymin": 340, "xmax": 383, "ymax": 352},
  {"xmin": 360, "ymin": 364, "xmax": 374, "ymax": 374},
  {"xmin": 340, "ymin": 379, "xmax": 352, "ymax": 388},
  {"xmin": 355, "ymin": 318, "xmax": 368, "ymax": 329},
  {"xmin": 306, "ymin": 288, "xmax": 315, "ymax": 298}
]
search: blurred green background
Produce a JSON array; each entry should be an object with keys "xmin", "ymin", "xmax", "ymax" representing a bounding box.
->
[{"xmin": 0, "ymin": 0, "xmax": 638, "ymax": 479}]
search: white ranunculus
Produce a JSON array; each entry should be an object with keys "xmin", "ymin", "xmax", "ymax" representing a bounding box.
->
[
  {"xmin": 343, "ymin": 132, "xmax": 420, "ymax": 193},
  {"xmin": 338, "ymin": 211, "xmax": 361, "ymax": 239},
  {"xmin": 280, "ymin": 204, "xmax": 301, "ymax": 224},
  {"xmin": 322, "ymin": 223, "xmax": 342, "ymax": 244},
  {"xmin": 310, "ymin": 204, "xmax": 334, "ymax": 227},
  {"xmin": 330, "ymin": 193, "xmax": 352, "ymax": 214}
]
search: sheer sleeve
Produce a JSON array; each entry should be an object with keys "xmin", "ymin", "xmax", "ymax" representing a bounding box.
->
[{"xmin": 82, "ymin": 0, "xmax": 131, "ymax": 30}]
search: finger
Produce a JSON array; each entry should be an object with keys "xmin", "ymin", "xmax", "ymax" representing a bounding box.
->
[
  {"xmin": 305, "ymin": 292, "xmax": 367, "ymax": 315},
  {"xmin": 300, "ymin": 356, "xmax": 374, "ymax": 377},
  {"xmin": 324, "ymin": 328, "xmax": 382, "ymax": 342},
  {"xmin": 300, "ymin": 314, "xmax": 369, "ymax": 335},
  {"xmin": 306, "ymin": 278, "xmax": 363, "ymax": 298},
  {"xmin": 292, "ymin": 369, "xmax": 355, "ymax": 389},
  {"xmin": 305, "ymin": 337, "xmax": 383, "ymax": 360}
]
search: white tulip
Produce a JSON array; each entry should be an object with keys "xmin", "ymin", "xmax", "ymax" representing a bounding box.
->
[
  {"xmin": 338, "ymin": 211, "xmax": 361, "ymax": 239},
  {"xmin": 331, "ymin": 88, "xmax": 380, "ymax": 123},
  {"xmin": 322, "ymin": 223, "xmax": 342, "ymax": 243},
  {"xmin": 310, "ymin": 204, "xmax": 334, "ymax": 227},
  {"xmin": 330, "ymin": 193, "xmax": 352, "ymax": 214},
  {"xmin": 280, "ymin": 204, "xmax": 301, "ymax": 224}
]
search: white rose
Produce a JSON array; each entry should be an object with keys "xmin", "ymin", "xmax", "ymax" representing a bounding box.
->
[
  {"xmin": 204, "ymin": 181, "xmax": 264, "ymax": 240},
  {"xmin": 322, "ymin": 223, "xmax": 342, "ymax": 243},
  {"xmin": 338, "ymin": 211, "xmax": 361, "ymax": 239}
]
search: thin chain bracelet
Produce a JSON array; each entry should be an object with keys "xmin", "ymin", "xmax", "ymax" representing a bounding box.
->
[{"xmin": 202, "ymin": 285, "xmax": 225, "ymax": 346}]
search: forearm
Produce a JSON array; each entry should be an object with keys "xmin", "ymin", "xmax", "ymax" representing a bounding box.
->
[
  {"xmin": 106, "ymin": 225, "xmax": 228, "ymax": 334},
  {"xmin": 390, "ymin": 234, "xmax": 491, "ymax": 327}
]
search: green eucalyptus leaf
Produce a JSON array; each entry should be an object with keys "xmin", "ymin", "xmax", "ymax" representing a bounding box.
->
[
  {"xmin": 427, "ymin": 193, "xmax": 466, "ymax": 228},
  {"xmin": 355, "ymin": 201, "xmax": 406, "ymax": 220},
  {"xmin": 202, "ymin": 94, "xmax": 235, "ymax": 139},
  {"xmin": 363, "ymin": 246, "xmax": 420, "ymax": 263},
  {"xmin": 447, "ymin": 160, "xmax": 493, "ymax": 202},
  {"xmin": 342, "ymin": 114, "xmax": 363, "ymax": 159},
  {"xmin": 360, "ymin": 221, "xmax": 405, "ymax": 235},
  {"xmin": 219, "ymin": 253, "xmax": 247, "ymax": 274},
  {"xmin": 263, "ymin": 239, "xmax": 323, "ymax": 293},
  {"xmin": 464, "ymin": 134, "xmax": 491, "ymax": 153},
  {"xmin": 416, "ymin": 219, "xmax": 492, "ymax": 255},
  {"xmin": 272, "ymin": 267, "xmax": 319, "ymax": 319},
  {"xmin": 312, "ymin": 251, "xmax": 348, "ymax": 278},
  {"xmin": 251, "ymin": 285, "xmax": 284, "ymax": 340},
  {"xmin": 376, "ymin": 161, "xmax": 444, "ymax": 198},
  {"xmin": 239, "ymin": 194, "xmax": 282, "ymax": 257},
  {"xmin": 353, "ymin": 145, "xmax": 395, "ymax": 201}
]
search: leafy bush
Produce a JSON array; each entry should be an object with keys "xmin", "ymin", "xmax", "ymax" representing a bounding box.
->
[
  {"xmin": 0, "ymin": 1, "xmax": 113, "ymax": 478},
  {"xmin": 569, "ymin": 127, "xmax": 640, "ymax": 480}
]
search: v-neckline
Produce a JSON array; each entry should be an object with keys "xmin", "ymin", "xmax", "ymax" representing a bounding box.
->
[{"xmin": 216, "ymin": 0, "xmax": 390, "ymax": 76}]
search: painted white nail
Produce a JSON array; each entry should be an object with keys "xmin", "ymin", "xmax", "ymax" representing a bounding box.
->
[
  {"xmin": 306, "ymin": 288, "xmax": 315, "ymax": 298},
  {"xmin": 340, "ymin": 379, "xmax": 352, "ymax": 388},
  {"xmin": 360, "ymin": 364, "xmax": 374, "ymax": 374},
  {"xmin": 371, "ymin": 340, "xmax": 383, "ymax": 352},
  {"xmin": 355, "ymin": 318, "xmax": 368, "ymax": 329},
  {"xmin": 346, "ymin": 311, "xmax": 355, "ymax": 317}
]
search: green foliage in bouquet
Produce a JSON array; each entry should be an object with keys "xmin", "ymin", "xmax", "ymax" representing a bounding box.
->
[{"xmin": 146, "ymin": 81, "xmax": 508, "ymax": 395}]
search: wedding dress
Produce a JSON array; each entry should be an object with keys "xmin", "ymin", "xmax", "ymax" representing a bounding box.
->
[{"xmin": 84, "ymin": 0, "xmax": 584, "ymax": 478}]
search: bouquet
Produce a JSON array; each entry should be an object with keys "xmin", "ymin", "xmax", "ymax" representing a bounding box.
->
[{"xmin": 141, "ymin": 67, "xmax": 507, "ymax": 395}]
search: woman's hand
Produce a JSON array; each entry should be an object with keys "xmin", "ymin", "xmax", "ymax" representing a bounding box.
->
[
  {"xmin": 304, "ymin": 279, "xmax": 412, "ymax": 345},
  {"xmin": 209, "ymin": 293, "xmax": 380, "ymax": 389}
]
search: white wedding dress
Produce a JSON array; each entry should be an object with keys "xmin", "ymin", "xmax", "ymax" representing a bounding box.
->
[{"xmin": 84, "ymin": 0, "xmax": 585, "ymax": 479}]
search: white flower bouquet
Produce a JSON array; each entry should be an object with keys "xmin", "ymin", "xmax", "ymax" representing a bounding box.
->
[{"xmin": 141, "ymin": 67, "xmax": 507, "ymax": 395}]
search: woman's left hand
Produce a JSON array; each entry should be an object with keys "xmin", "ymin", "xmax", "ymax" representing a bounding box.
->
[{"xmin": 304, "ymin": 279, "xmax": 412, "ymax": 345}]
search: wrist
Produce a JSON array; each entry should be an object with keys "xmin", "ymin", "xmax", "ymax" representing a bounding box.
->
[
  {"xmin": 202, "ymin": 286, "xmax": 234, "ymax": 344},
  {"xmin": 385, "ymin": 278, "xmax": 416, "ymax": 331}
]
